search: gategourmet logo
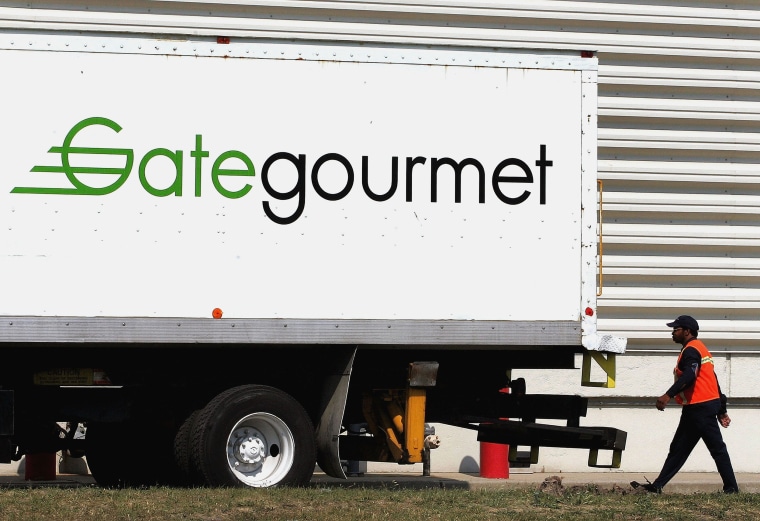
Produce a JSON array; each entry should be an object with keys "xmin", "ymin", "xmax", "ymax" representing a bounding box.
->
[{"xmin": 13, "ymin": 116, "xmax": 555, "ymax": 225}]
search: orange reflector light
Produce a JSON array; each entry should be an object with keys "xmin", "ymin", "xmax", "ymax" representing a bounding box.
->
[
  {"xmin": 585, "ymin": 307, "xmax": 594, "ymax": 317},
  {"xmin": 212, "ymin": 308, "xmax": 223, "ymax": 319}
]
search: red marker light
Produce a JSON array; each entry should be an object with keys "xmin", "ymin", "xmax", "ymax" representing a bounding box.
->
[
  {"xmin": 212, "ymin": 308, "xmax": 223, "ymax": 319},
  {"xmin": 585, "ymin": 307, "xmax": 594, "ymax": 317}
]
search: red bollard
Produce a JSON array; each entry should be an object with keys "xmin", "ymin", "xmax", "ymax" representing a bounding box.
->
[
  {"xmin": 479, "ymin": 386, "xmax": 510, "ymax": 479},
  {"xmin": 24, "ymin": 453, "xmax": 57, "ymax": 481},
  {"xmin": 479, "ymin": 441, "xmax": 510, "ymax": 479}
]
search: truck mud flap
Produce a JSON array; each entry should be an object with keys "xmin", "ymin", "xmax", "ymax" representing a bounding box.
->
[
  {"xmin": 474, "ymin": 421, "xmax": 627, "ymax": 469},
  {"xmin": 314, "ymin": 346, "xmax": 357, "ymax": 479}
]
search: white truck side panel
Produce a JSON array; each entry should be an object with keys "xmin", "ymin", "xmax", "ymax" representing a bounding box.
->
[{"xmin": 0, "ymin": 37, "xmax": 595, "ymax": 333}]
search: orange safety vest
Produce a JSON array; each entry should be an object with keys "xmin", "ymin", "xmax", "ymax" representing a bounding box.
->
[{"xmin": 674, "ymin": 339, "xmax": 720, "ymax": 405}]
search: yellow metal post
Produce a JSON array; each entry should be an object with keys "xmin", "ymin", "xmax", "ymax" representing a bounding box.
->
[{"xmin": 403, "ymin": 387, "xmax": 427, "ymax": 463}]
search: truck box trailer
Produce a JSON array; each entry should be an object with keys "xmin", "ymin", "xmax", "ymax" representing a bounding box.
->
[{"xmin": 0, "ymin": 28, "xmax": 626, "ymax": 487}]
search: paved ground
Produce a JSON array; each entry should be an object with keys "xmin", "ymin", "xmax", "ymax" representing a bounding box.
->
[{"xmin": 1, "ymin": 471, "xmax": 758, "ymax": 494}]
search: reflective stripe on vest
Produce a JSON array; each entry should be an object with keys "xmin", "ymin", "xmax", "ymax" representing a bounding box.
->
[{"xmin": 674, "ymin": 339, "xmax": 720, "ymax": 405}]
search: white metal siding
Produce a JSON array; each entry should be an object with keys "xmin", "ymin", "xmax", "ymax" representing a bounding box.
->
[{"xmin": 2, "ymin": 0, "xmax": 758, "ymax": 353}]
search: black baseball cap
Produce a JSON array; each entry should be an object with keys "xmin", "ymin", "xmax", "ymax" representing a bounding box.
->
[{"xmin": 666, "ymin": 315, "xmax": 699, "ymax": 332}]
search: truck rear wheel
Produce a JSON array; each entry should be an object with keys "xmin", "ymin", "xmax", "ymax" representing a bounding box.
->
[{"xmin": 190, "ymin": 385, "xmax": 316, "ymax": 488}]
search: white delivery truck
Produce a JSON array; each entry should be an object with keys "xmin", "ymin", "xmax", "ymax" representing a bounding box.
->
[{"xmin": 0, "ymin": 28, "xmax": 626, "ymax": 487}]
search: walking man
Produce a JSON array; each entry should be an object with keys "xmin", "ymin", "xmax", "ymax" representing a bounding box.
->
[{"xmin": 631, "ymin": 315, "xmax": 739, "ymax": 494}]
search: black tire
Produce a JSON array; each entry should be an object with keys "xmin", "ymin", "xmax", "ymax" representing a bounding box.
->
[
  {"xmin": 190, "ymin": 385, "xmax": 316, "ymax": 488},
  {"xmin": 85, "ymin": 422, "xmax": 126, "ymax": 488},
  {"xmin": 86, "ymin": 420, "xmax": 186, "ymax": 488},
  {"xmin": 173, "ymin": 409, "xmax": 205, "ymax": 486}
]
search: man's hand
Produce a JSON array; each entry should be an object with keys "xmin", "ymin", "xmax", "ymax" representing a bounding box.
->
[
  {"xmin": 719, "ymin": 413, "xmax": 731, "ymax": 428},
  {"xmin": 656, "ymin": 394, "xmax": 671, "ymax": 411}
]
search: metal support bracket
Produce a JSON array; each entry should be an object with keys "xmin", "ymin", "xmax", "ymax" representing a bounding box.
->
[
  {"xmin": 508, "ymin": 445, "xmax": 539, "ymax": 465},
  {"xmin": 588, "ymin": 448, "xmax": 623, "ymax": 469},
  {"xmin": 475, "ymin": 419, "xmax": 627, "ymax": 469},
  {"xmin": 582, "ymin": 351, "xmax": 616, "ymax": 388}
]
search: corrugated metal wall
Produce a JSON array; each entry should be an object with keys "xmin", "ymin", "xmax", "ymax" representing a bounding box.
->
[
  {"xmin": 593, "ymin": 3, "xmax": 760, "ymax": 354},
  {"xmin": 2, "ymin": 0, "xmax": 759, "ymax": 354}
]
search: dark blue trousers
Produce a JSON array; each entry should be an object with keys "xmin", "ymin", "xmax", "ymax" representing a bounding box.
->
[{"xmin": 653, "ymin": 398, "xmax": 738, "ymax": 492}]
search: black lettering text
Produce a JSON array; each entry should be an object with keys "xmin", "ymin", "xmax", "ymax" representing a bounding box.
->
[{"xmin": 261, "ymin": 152, "xmax": 306, "ymax": 225}]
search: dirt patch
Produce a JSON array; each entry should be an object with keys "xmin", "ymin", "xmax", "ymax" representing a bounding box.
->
[
  {"xmin": 538, "ymin": 476, "xmax": 565, "ymax": 495},
  {"xmin": 538, "ymin": 476, "xmax": 635, "ymax": 496}
]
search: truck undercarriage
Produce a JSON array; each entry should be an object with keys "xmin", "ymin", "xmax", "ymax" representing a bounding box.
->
[{"xmin": 0, "ymin": 343, "xmax": 626, "ymax": 487}]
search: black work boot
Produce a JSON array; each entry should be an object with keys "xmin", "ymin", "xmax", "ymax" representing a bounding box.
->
[{"xmin": 631, "ymin": 480, "xmax": 662, "ymax": 494}]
